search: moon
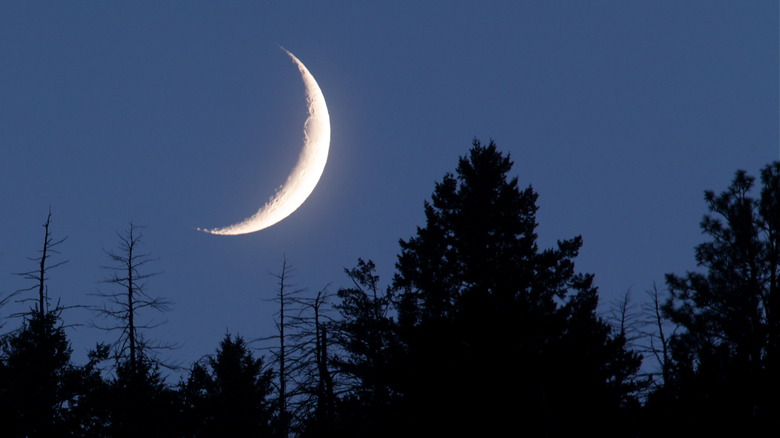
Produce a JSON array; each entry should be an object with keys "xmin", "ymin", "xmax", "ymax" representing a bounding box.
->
[{"xmin": 199, "ymin": 49, "xmax": 331, "ymax": 235}]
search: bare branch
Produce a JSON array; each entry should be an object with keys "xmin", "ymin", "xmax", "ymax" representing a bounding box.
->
[{"xmin": 90, "ymin": 222, "xmax": 176, "ymax": 374}]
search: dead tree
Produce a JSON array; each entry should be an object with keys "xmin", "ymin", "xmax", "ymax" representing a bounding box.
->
[
  {"xmin": 91, "ymin": 223, "xmax": 172, "ymax": 374},
  {"xmin": 311, "ymin": 289, "xmax": 336, "ymax": 428},
  {"xmin": 0, "ymin": 291, "xmax": 15, "ymax": 332},
  {"xmin": 14, "ymin": 209, "xmax": 68, "ymax": 318},
  {"xmin": 287, "ymin": 287, "xmax": 339, "ymax": 434},
  {"xmin": 258, "ymin": 258, "xmax": 346, "ymax": 436},
  {"xmin": 261, "ymin": 256, "xmax": 306, "ymax": 438},
  {"xmin": 641, "ymin": 283, "xmax": 673, "ymax": 388}
]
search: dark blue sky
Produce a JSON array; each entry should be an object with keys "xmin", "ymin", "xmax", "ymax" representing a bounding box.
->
[{"xmin": 1, "ymin": 1, "xmax": 777, "ymax": 373}]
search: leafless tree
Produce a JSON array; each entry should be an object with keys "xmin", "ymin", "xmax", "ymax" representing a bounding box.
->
[
  {"xmin": 90, "ymin": 223, "xmax": 173, "ymax": 373},
  {"xmin": 640, "ymin": 283, "xmax": 674, "ymax": 389},
  {"xmin": 257, "ymin": 257, "xmax": 346, "ymax": 436},
  {"xmin": 14, "ymin": 209, "xmax": 68, "ymax": 318},
  {"xmin": 257, "ymin": 256, "xmax": 305, "ymax": 438},
  {"xmin": 609, "ymin": 289, "xmax": 643, "ymax": 349},
  {"xmin": 0, "ymin": 291, "xmax": 15, "ymax": 332},
  {"xmin": 287, "ymin": 286, "xmax": 340, "ymax": 434}
]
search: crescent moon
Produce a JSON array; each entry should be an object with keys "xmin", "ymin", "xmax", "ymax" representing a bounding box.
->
[{"xmin": 199, "ymin": 49, "xmax": 331, "ymax": 235}]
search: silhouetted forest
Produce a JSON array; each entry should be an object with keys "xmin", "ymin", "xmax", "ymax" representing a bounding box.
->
[{"xmin": 1, "ymin": 139, "xmax": 778, "ymax": 437}]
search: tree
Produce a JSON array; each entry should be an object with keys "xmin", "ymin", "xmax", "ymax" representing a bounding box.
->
[
  {"xmin": 261, "ymin": 258, "xmax": 340, "ymax": 436},
  {"xmin": 329, "ymin": 259, "xmax": 400, "ymax": 437},
  {"xmin": 265, "ymin": 257, "xmax": 303, "ymax": 438},
  {"xmin": 288, "ymin": 287, "xmax": 338, "ymax": 437},
  {"xmin": 14, "ymin": 209, "xmax": 67, "ymax": 318},
  {"xmin": 392, "ymin": 139, "xmax": 641, "ymax": 436},
  {"xmin": 181, "ymin": 334, "xmax": 274, "ymax": 437},
  {"xmin": 0, "ymin": 212, "xmax": 91, "ymax": 437},
  {"xmin": 0, "ymin": 310, "xmax": 76, "ymax": 437},
  {"xmin": 90, "ymin": 223, "xmax": 178, "ymax": 436},
  {"xmin": 92, "ymin": 222, "xmax": 172, "ymax": 371},
  {"xmin": 651, "ymin": 162, "xmax": 780, "ymax": 433}
]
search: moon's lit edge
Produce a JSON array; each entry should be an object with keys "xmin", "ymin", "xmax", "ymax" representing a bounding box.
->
[{"xmin": 197, "ymin": 49, "xmax": 331, "ymax": 235}]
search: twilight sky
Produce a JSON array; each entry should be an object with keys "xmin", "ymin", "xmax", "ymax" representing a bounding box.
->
[{"xmin": 1, "ymin": 1, "xmax": 777, "ymax": 373}]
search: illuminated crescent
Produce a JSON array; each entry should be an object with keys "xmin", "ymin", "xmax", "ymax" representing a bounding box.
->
[{"xmin": 199, "ymin": 49, "xmax": 331, "ymax": 235}]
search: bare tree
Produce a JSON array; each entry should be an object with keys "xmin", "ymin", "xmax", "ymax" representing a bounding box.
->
[
  {"xmin": 287, "ymin": 286, "xmax": 339, "ymax": 434},
  {"xmin": 0, "ymin": 291, "xmax": 16, "ymax": 332},
  {"xmin": 14, "ymin": 209, "xmax": 68, "ymax": 318},
  {"xmin": 609, "ymin": 290, "xmax": 643, "ymax": 350},
  {"xmin": 641, "ymin": 283, "xmax": 673, "ymax": 388},
  {"xmin": 259, "ymin": 256, "xmax": 306, "ymax": 438},
  {"xmin": 90, "ymin": 223, "xmax": 173, "ymax": 373}
]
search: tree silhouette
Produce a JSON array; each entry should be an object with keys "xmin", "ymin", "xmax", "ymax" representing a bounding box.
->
[
  {"xmin": 260, "ymin": 258, "xmax": 343, "ymax": 436},
  {"xmin": 647, "ymin": 162, "xmax": 780, "ymax": 434},
  {"xmin": 392, "ymin": 139, "xmax": 641, "ymax": 436},
  {"xmin": 0, "ymin": 211, "xmax": 87, "ymax": 437},
  {"xmin": 91, "ymin": 222, "xmax": 173, "ymax": 371},
  {"xmin": 90, "ymin": 222, "xmax": 178, "ymax": 437},
  {"xmin": 108, "ymin": 358, "xmax": 180, "ymax": 437},
  {"xmin": 328, "ymin": 259, "xmax": 400, "ymax": 437},
  {"xmin": 13, "ymin": 209, "xmax": 67, "ymax": 318},
  {"xmin": 0, "ymin": 311, "xmax": 77, "ymax": 437},
  {"xmin": 264, "ymin": 257, "xmax": 304, "ymax": 438},
  {"xmin": 181, "ymin": 333, "xmax": 274, "ymax": 437},
  {"xmin": 287, "ymin": 286, "xmax": 338, "ymax": 437}
]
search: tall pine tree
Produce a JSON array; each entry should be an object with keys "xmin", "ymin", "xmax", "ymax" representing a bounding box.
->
[
  {"xmin": 650, "ymin": 162, "xmax": 780, "ymax": 434},
  {"xmin": 392, "ymin": 139, "xmax": 641, "ymax": 436}
]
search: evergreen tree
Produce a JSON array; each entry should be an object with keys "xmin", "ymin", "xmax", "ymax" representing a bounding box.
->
[
  {"xmin": 329, "ymin": 259, "xmax": 400, "ymax": 437},
  {"xmin": 66, "ymin": 345, "xmax": 113, "ymax": 437},
  {"xmin": 108, "ymin": 357, "xmax": 180, "ymax": 437},
  {"xmin": 0, "ymin": 311, "xmax": 76, "ymax": 437},
  {"xmin": 648, "ymin": 162, "xmax": 780, "ymax": 434},
  {"xmin": 392, "ymin": 139, "xmax": 641, "ymax": 436},
  {"xmin": 181, "ymin": 334, "xmax": 274, "ymax": 437},
  {"xmin": 0, "ymin": 211, "xmax": 91, "ymax": 437}
]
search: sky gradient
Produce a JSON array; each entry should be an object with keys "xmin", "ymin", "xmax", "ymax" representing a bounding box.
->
[{"xmin": 1, "ymin": 1, "xmax": 778, "ymax": 373}]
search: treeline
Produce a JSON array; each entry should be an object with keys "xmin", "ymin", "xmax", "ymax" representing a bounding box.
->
[{"xmin": 0, "ymin": 139, "xmax": 778, "ymax": 437}]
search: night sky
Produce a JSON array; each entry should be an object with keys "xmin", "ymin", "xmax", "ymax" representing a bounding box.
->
[{"xmin": 1, "ymin": 1, "xmax": 777, "ymax": 374}]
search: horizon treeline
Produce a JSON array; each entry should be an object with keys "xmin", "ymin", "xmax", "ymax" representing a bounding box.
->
[{"xmin": 0, "ymin": 139, "xmax": 778, "ymax": 437}]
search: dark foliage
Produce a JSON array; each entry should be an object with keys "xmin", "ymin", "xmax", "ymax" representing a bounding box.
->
[
  {"xmin": 326, "ymin": 139, "xmax": 642, "ymax": 437},
  {"xmin": 328, "ymin": 259, "xmax": 402, "ymax": 437},
  {"xmin": 391, "ymin": 139, "xmax": 641, "ymax": 436},
  {"xmin": 107, "ymin": 358, "xmax": 180, "ymax": 437},
  {"xmin": 0, "ymin": 141, "xmax": 773, "ymax": 438},
  {"xmin": 644, "ymin": 162, "xmax": 780, "ymax": 435},
  {"xmin": 0, "ymin": 311, "xmax": 76, "ymax": 437},
  {"xmin": 181, "ymin": 333, "xmax": 275, "ymax": 437}
]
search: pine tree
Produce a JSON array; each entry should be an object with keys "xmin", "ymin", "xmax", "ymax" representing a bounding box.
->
[
  {"xmin": 651, "ymin": 162, "xmax": 780, "ymax": 434},
  {"xmin": 181, "ymin": 334, "xmax": 274, "ymax": 437},
  {"xmin": 329, "ymin": 259, "xmax": 399, "ymax": 437},
  {"xmin": 0, "ymin": 311, "xmax": 76, "ymax": 437},
  {"xmin": 0, "ymin": 211, "xmax": 84, "ymax": 437},
  {"xmin": 393, "ymin": 139, "xmax": 641, "ymax": 436}
]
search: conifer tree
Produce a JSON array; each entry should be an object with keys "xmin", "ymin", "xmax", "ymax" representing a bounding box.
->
[
  {"xmin": 392, "ymin": 139, "xmax": 641, "ymax": 436},
  {"xmin": 0, "ymin": 211, "xmax": 85, "ymax": 437},
  {"xmin": 649, "ymin": 162, "xmax": 780, "ymax": 434},
  {"xmin": 329, "ymin": 259, "xmax": 399, "ymax": 437},
  {"xmin": 181, "ymin": 334, "xmax": 274, "ymax": 437},
  {"xmin": 0, "ymin": 311, "xmax": 75, "ymax": 437}
]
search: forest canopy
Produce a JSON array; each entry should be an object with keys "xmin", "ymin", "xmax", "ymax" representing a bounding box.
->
[{"xmin": 0, "ymin": 140, "xmax": 777, "ymax": 437}]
